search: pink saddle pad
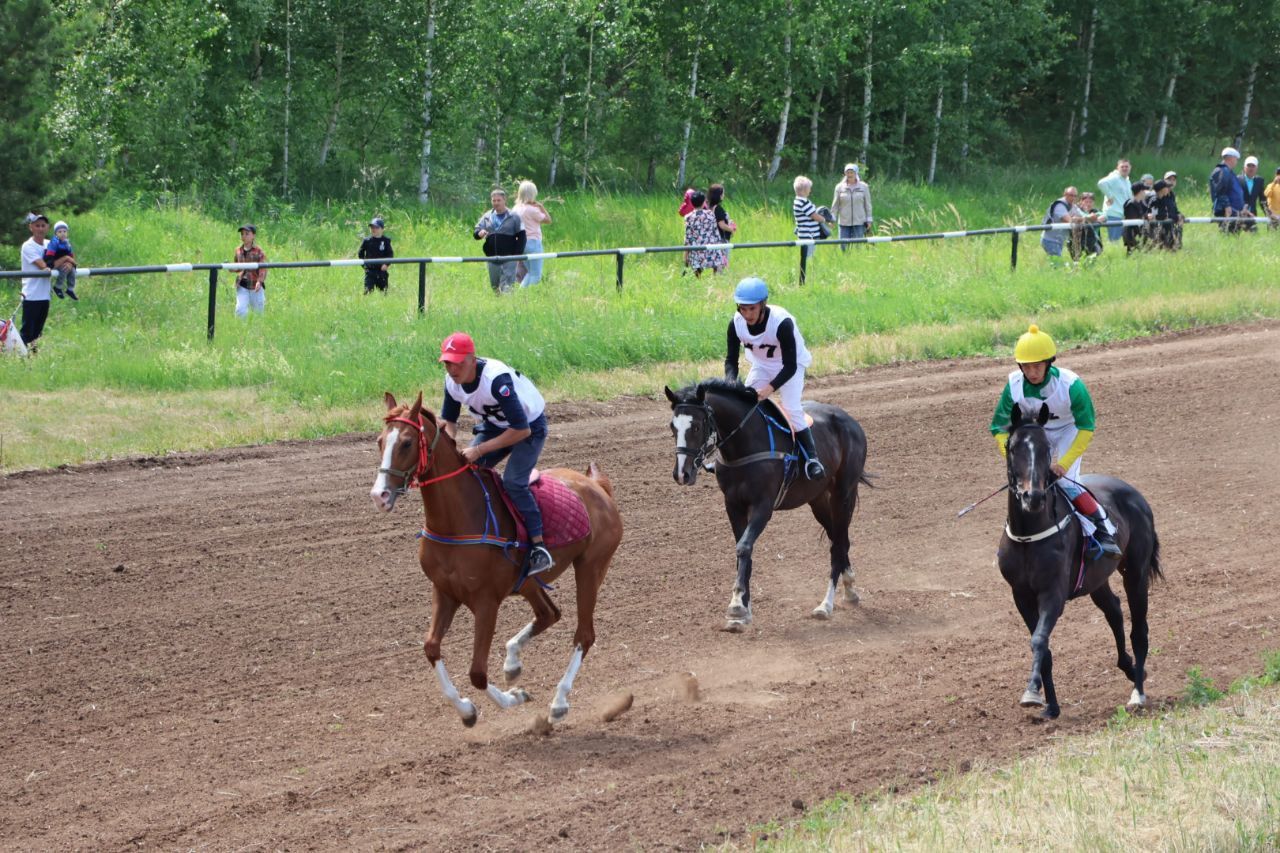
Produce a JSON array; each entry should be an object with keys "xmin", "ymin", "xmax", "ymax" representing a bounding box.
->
[{"xmin": 479, "ymin": 470, "xmax": 591, "ymax": 550}]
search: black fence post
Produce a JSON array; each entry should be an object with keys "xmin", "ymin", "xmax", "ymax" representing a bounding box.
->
[
  {"xmin": 207, "ymin": 268, "xmax": 218, "ymax": 341},
  {"xmin": 418, "ymin": 262, "xmax": 427, "ymax": 314},
  {"xmin": 615, "ymin": 252, "xmax": 625, "ymax": 292},
  {"xmin": 1011, "ymin": 232, "xmax": 1020, "ymax": 270},
  {"xmin": 799, "ymin": 245, "xmax": 808, "ymax": 286}
]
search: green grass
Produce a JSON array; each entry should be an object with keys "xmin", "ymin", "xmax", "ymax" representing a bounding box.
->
[
  {"xmin": 747, "ymin": 652, "xmax": 1280, "ymax": 852},
  {"xmin": 2, "ymin": 177, "xmax": 1279, "ymax": 471}
]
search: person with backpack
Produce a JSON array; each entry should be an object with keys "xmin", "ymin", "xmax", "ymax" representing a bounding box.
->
[
  {"xmin": 1210, "ymin": 147, "xmax": 1246, "ymax": 234},
  {"xmin": 1040, "ymin": 187, "xmax": 1079, "ymax": 259}
]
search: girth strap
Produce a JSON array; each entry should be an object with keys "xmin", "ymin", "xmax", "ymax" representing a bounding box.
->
[
  {"xmin": 716, "ymin": 450, "xmax": 791, "ymax": 468},
  {"xmin": 1005, "ymin": 514, "xmax": 1072, "ymax": 543}
]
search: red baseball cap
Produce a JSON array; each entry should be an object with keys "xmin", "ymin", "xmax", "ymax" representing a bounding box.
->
[{"xmin": 439, "ymin": 332, "xmax": 476, "ymax": 363}]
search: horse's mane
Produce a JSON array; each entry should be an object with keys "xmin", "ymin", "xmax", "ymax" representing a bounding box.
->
[{"xmin": 696, "ymin": 378, "xmax": 758, "ymax": 406}]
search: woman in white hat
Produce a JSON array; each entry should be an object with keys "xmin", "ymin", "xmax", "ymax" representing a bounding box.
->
[{"xmin": 831, "ymin": 163, "xmax": 872, "ymax": 250}]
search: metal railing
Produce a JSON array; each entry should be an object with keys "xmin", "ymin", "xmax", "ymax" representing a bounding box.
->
[{"xmin": 1, "ymin": 216, "xmax": 1261, "ymax": 340}]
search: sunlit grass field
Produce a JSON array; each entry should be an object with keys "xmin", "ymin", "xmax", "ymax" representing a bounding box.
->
[{"xmin": 3, "ymin": 167, "xmax": 1279, "ymax": 471}]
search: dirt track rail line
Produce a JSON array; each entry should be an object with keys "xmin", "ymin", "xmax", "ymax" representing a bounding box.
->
[{"xmin": 3, "ymin": 323, "xmax": 1279, "ymax": 849}]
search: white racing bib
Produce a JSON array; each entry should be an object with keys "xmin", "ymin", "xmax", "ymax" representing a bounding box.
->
[
  {"xmin": 1009, "ymin": 366, "xmax": 1082, "ymax": 472},
  {"xmin": 732, "ymin": 306, "xmax": 812, "ymax": 373},
  {"xmin": 445, "ymin": 358, "xmax": 545, "ymax": 430}
]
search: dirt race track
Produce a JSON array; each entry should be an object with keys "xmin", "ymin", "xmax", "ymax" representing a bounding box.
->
[{"xmin": 3, "ymin": 324, "xmax": 1279, "ymax": 850}]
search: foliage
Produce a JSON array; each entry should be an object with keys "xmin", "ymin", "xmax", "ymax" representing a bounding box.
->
[{"xmin": 1183, "ymin": 666, "xmax": 1225, "ymax": 706}]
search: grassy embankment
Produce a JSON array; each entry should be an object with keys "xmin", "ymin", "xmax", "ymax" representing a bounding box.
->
[
  {"xmin": 2, "ymin": 162, "xmax": 1279, "ymax": 471},
  {"xmin": 752, "ymin": 654, "xmax": 1280, "ymax": 851}
]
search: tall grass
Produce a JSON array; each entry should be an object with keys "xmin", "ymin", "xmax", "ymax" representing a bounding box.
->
[{"xmin": 2, "ymin": 172, "xmax": 1278, "ymax": 471}]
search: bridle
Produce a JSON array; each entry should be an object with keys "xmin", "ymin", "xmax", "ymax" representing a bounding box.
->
[
  {"xmin": 380, "ymin": 413, "xmax": 468, "ymax": 495},
  {"xmin": 1005, "ymin": 424, "xmax": 1071, "ymax": 543},
  {"xmin": 672, "ymin": 399, "xmax": 762, "ymax": 471}
]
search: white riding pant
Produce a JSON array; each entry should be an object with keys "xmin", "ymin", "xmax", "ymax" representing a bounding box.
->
[{"xmin": 745, "ymin": 365, "xmax": 806, "ymax": 431}]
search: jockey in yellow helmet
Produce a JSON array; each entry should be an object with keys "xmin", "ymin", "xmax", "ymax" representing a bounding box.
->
[{"xmin": 990, "ymin": 324, "xmax": 1121, "ymax": 555}]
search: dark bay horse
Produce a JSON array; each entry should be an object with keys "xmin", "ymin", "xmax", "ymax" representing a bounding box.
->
[
  {"xmin": 370, "ymin": 392, "xmax": 623, "ymax": 727},
  {"xmin": 665, "ymin": 379, "xmax": 871, "ymax": 630},
  {"xmin": 1000, "ymin": 403, "xmax": 1163, "ymax": 719}
]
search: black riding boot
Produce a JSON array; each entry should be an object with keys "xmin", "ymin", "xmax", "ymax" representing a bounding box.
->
[
  {"xmin": 794, "ymin": 428, "xmax": 825, "ymax": 479},
  {"xmin": 1086, "ymin": 508, "xmax": 1122, "ymax": 556}
]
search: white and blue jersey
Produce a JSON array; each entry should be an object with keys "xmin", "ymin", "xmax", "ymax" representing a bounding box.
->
[{"xmin": 442, "ymin": 358, "xmax": 545, "ymax": 434}]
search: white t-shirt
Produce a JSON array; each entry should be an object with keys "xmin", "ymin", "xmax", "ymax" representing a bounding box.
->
[
  {"xmin": 21, "ymin": 237, "xmax": 51, "ymax": 301},
  {"xmin": 444, "ymin": 357, "xmax": 546, "ymax": 430},
  {"xmin": 513, "ymin": 204, "xmax": 548, "ymax": 241},
  {"xmin": 732, "ymin": 305, "xmax": 812, "ymax": 372}
]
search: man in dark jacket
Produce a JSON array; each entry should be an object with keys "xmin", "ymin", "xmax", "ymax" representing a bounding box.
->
[
  {"xmin": 1210, "ymin": 147, "xmax": 1246, "ymax": 233},
  {"xmin": 474, "ymin": 188, "xmax": 527, "ymax": 294},
  {"xmin": 1238, "ymin": 155, "xmax": 1269, "ymax": 232}
]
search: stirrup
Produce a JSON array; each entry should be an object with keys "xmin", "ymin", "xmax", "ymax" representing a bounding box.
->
[
  {"xmin": 527, "ymin": 544, "xmax": 553, "ymax": 575},
  {"xmin": 1092, "ymin": 531, "xmax": 1122, "ymax": 556},
  {"xmin": 804, "ymin": 459, "xmax": 826, "ymax": 480}
]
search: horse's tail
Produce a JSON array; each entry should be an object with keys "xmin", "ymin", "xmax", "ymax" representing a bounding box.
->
[
  {"xmin": 586, "ymin": 461, "xmax": 614, "ymax": 498},
  {"xmin": 858, "ymin": 470, "xmax": 878, "ymax": 489},
  {"xmin": 1146, "ymin": 530, "xmax": 1164, "ymax": 586}
]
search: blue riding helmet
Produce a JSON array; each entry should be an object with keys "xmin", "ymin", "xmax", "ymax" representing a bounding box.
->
[{"xmin": 733, "ymin": 277, "xmax": 769, "ymax": 305}]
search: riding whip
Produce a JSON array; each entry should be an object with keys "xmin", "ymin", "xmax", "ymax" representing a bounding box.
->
[{"xmin": 956, "ymin": 484, "xmax": 1009, "ymax": 518}]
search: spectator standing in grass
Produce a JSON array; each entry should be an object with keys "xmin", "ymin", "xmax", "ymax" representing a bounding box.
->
[
  {"xmin": 831, "ymin": 163, "xmax": 872, "ymax": 250},
  {"xmin": 1149, "ymin": 180, "xmax": 1179, "ymax": 250},
  {"xmin": 358, "ymin": 216, "xmax": 393, "ymax": 294},
  {"xmin": 1040, "ymin": 186, "xmax": 1078, "ymax": 259},
  {"xmin": 1238, "ymin": 156, "xmax": 1269, "ymax": 231},
  {"xmin": 683, "ymin": 189, "xmax": 725, "ymax": 277},
  {"xmin": 474, "ymin": 188, "xmax": 526, "ymax": 294},
  {"xmin": 512, "ymin": 180, "xmax": 551, "ymax": 287},
  {"xmin": 792, "ymin": 175, "xmax": 825, "ymax": 259},
  {"xmin": 233, "ymin": 224, "xmax": 267, "ymax": 317},
  {"xmin": 1162, "ymin": 171, "xmax": 1186, "ymax": 248},
  {"xmin": 1097, "ymin": 159, "xmax": 1133, "ymax": 242},
  {"xmin": 708, "ymin": 183, "xmax": 736, "ymax": 271},
  {"xmin": 678, "ymin": 188, "xmax": 698, "ymax": 217},
  {"xmin": 1122, "ymin": 182, "xmax": 1152, "ymax": 254},
  {"xmin": 1210, "ymin": 147, "xmax": 1245, "ymax": 234},
  {"xmin": 1069, "ymin": 191, "xmax": 1104, "ymax": 260},
  {"xmin": 43, "ymin": 220, "xmax": 78, "ymax": 300},
  {"xmin": 19, "ymin": 213, "xmax": 52, "ymax": 349},
  {"xmin": 1265, "ymin": 168, "xmax": 1280, "ymax": 229}
]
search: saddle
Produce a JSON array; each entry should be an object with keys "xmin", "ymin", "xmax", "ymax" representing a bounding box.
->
[
  {"xmin": 757, "ymin": 398, "xmax": 814, "ymax": 435},
  {"xmin": 477, "ymin": 468, "xmax": 592, "ymax": 550}
]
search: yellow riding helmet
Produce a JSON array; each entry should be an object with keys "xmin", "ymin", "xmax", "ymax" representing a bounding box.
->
[{"xmin": 1014, "ymin": 324, "xmax": 1057, "ymax": 363}]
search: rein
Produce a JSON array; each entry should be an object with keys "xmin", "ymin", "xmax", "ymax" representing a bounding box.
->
[
  {"xmin": 673, "ymin": 398, "xmax": 776, "ymax": 469},
  {"xmin": 381, "ymin": 414, "xmax": 473, "ymax": 494}
]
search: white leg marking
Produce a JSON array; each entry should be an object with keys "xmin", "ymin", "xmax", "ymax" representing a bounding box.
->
[
  {"xmin": 813, "ymin": 580, "xmax": 836, "ymax": 619},
  {"xmin": 370, "ymin": 427, "xmax": 400, "ymax": 511},
  {"xmin": 434, "ymin": 659, "xmax": 477, "ymax": 726},
  {"xmin": 840, "ymin": 568, "xmax": 860, "ymax": 603},
  {"xmin": 549, "ymin": 644, "xmax": 585, "ymax": 722},
  {"xmin": 725, "ymin": 589, "xmax": 753, "ymax": 631},
  {"xmin": 1127, "ymin": 688, "xmax": 1147, "ymax": 709},
  {"xmin": 485, "ymin": 682, "xmax": 532, "ymax": 709},
  {"xmin": 504, "ymin": 621, "xmax": 536, "ymax": 683}
]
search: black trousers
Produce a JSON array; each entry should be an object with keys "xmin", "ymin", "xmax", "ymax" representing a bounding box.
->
[
  {"xmin": 20, "ymin": 299, "xmax": 50, "ymax": 345},
  {"xmin": 364, "ymin": 268, "xmax": 389, "ymax": 291}
]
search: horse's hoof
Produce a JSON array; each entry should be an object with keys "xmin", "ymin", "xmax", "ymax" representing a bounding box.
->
[
  {"xmin": 1127, "ymin": 689, "xmax": 1147, "ymax": 710},
  {"xmin": 549, "ymin": 704, "xmax": 569, "ymax": 723},
  {"xmin": 504, "ymin": 664, "xmax": 523, "ymax": 684},
  {"xmin": 1019, "ymin": 689, "xmax": 1046, "ymax": 709},
  {"xmin": 811, "ymin": 605, "xmax": 832, "ymax": 620},
  {"xmin": 1040, "ymin": 706, "xmax": 1061, "ymax": 721},
  {"xmin": 727, "ymin": 603, "xmax": 749, "ymax": 620},
  {"xmin": 843, "ymin": 588, "xmax": 861, "ymax": 604},
  {"xmin": 461, "ymin": 710, "xmax": 479, "ymax": 728},
  {"xmin": 723, "ymin": 619, "xmax": 749, "ymax": 633},
  {"xmin": 512, "ymin": 687, "xmax": 532, "ymax": 704}
]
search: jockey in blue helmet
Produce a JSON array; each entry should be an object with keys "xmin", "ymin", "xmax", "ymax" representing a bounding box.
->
[{"xmin": 725, "ymin": 277, "xmax": 825, "ymax": 479}]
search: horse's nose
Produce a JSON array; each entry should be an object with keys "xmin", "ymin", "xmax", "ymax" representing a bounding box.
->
[{"xmin": 370, "ymin": 487, "xmax": 394, "ymax": 512}]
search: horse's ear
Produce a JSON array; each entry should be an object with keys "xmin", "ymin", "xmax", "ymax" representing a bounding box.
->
[
  {"xmin": 664, "ymin": 385, "xmax": 678, "ymax": 405},
  {"xmin": 1009, "ymin": 405, "xmax": 1023, "ymax": 431},
  {"xmin": 1037, "ymin": 403, "xmax": 1050, "ymax": 426},
  {"xmin": 696, "ymin": 385, "xmax": 707, "ymax": 403},
  {"xmin": 409, "ymin": 391, "xmax": 423, "ymax": 418},
  {"xmin": 384, "ymin": 392, "xmax": 398, "ymax": 411}
]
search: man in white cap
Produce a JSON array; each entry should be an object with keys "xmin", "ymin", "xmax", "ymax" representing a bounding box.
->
[
  {"xmin": 831, "ymin": 163, "xmax": 872, "ymax": 250},
  {"xmin": 1210, "ymin": 147, "xmax": 1245, "ymax": 233},
  {"xmin": 1238, "ymin": 156, "xmax": 1268, "ymax": 231}
]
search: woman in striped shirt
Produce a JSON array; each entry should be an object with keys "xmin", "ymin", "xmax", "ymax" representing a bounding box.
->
[{"xmin": 792, "ymin": 176, "xmax": 825, "ymax": 258}]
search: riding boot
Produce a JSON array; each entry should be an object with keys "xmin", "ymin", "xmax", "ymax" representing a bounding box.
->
[
  {"xmin": 794, "ymin": 428, "xmax": 826, "ymax": 480},
  {"xmin": 527, "ymin": 542, "xmax": 554, "ymax": 576},
  {"xmin": 1071, "ymin": 492, "xmax": 1122, "ymax": 556}
]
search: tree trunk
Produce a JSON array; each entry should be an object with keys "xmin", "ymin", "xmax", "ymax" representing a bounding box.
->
[
  {"xmin": 1156, "ymin": 68, "xmax": 1178, "ymax": 152},
  {"xmin": 677, "ymin": 38, "xmax": 700, "ymax": 189},
  {"xmin": 827, "ymin": 78, "xmax": 845, "ymax": 173},
  {"xmin": 580, "ymin": 21, "xmax": 596, "ymax": 189},
  {"xmin": 493, "ymin": 118, "xmax": 502, "ymax": 186},
  {"xmin": 318, "ymin": 29, "xmax": 345, "ymax": 167},
  {"xmin": 548, "ymin": 54, "xmax": 567, "ymax": 187},
  {"xmin": 1061, "ymin": 107, "xmax": 1077, "ymax": 168},
  {"xmin": 1235, "ymin": 60, "xmax": 1258, "ymax": 148},
  {"xmin": 928, "ymin": 76, "xmax": 943, "ymax": 185},
  {"xmin": 1142, "ymin": 113, "xmax": 1154, "ymax": 147},
  {"xmin": 808, "ymin": 84, "xmax": 823, "ymax": 173},
  {"xmin": 416, "ymin": 0, "xmax": 437, "ymax": 203},
  {"xmin": 282, "ymin": 0, "xmax": 292, "ymax": 197},
  {"xmin": 860, "ymin": 29, "xmax": 873, "ymax": 164},
  {"xmin": 1077, "ymin": 4, "xmax": 1097, "ymax": 158},
  {"xmin": 766, "ymin": 1, "xmax": 793, "ymax": 182},
  {"xmin": 959, "ymin": 67, "xmax": 969, "ymax": 164},
  {"xmin": 896, "ymin": 102, "xmax": 907, "ymax": 177}
]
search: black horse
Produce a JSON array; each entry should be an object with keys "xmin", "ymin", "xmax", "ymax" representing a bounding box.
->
[
  {"xmin": 665, "ymin": 379, "xmax": 872, "ymax": 630},
  {"xmin": 1000, "ymin": 403, "xmax": 1163, "ymax": 719}
]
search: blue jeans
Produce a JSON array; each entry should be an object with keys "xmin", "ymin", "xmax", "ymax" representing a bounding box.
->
[
  {"xmin": 1105, "ymin": 216, "xmax": 1124, "ymax": 242},
  {"xmin": 839, "ymin": 224, "xmax": 865, "ymax": 251},
  {"xmin": 474, "ymin": 414, "xmax": 548, "ymax": 538},
  {"xmin": 520, "ymin": 238, "xmax": 544, "ymax": 286}
]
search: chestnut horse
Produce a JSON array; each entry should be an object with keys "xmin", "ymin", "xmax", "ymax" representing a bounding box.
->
[{"xmin": 370, "ymin": 392, "xmax": 623, "ymax": 727}]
